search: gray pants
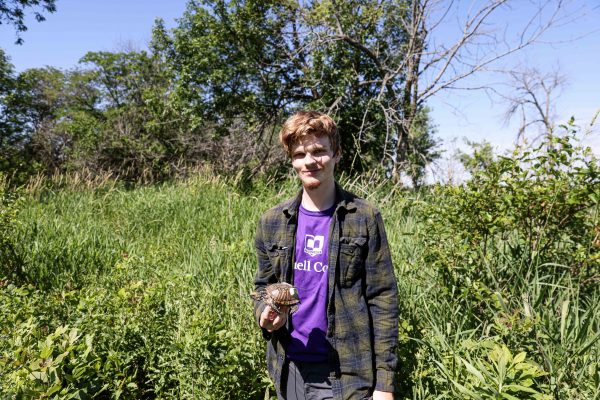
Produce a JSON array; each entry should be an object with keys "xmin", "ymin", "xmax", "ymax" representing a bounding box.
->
[{"xmin": 281, "ymin": 360, "xmax": 333, "ymax": 400}]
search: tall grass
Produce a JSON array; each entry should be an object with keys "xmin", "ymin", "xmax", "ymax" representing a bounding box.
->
[
  {"xmin": 3, "ymin": 173, "xmax": 294, "ymax": 398},
  {"xmin": 1, "ymin": 167, "xmax": 598, "ymax": 398}
]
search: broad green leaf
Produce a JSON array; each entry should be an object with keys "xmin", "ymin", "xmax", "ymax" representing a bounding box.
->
[
  {"xmin": 54, "ymin": 350, "xmax": 69, "ymax": 365},
  {"xmin": 450, "ymin": 378, "xmax": 483, "ymax": 400},
  {"xmin": 68, "ymin": 328, "xmax": 80, "ymax": 344},
  {"xmin": 513, "ymin": 351, "xmax": 526, "ymax": 364},
  {"xmin": 40, "ymin": 343, "xmax": 53, "ymax": 359},
  {"xmin": 45, "ymin": 381, "xmax": 62, "ymax": 396},
  {"xmin": 462, "ymin": 358, "xmax": 486, "ymax": 383}
]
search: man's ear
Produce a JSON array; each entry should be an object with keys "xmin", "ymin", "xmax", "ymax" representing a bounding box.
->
[{"xmin": 334, "ymin": 149, "xmax": 342, "ymax": 163}]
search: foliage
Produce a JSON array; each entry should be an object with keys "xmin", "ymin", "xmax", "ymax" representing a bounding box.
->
[
  {"xmin": 1, "ymin": 0, "xmax": 450, "ymax": 183},
  {"xmin": 75, "ymin": 50, "xmax": 185, "ymax": 181},
  {"xmin": 0, "ymin": 262, "xmax": 267, "ymax": 399},
  {"xmin": 0, "ymin": 45, "xmax": 288, "ymax": 183},
  {"xmin": 0, "ymin": 172, "xmax": 23, "ymax": 280},
  {"xmin": 408, "ymin": 122, "xmax": 600, "ymax": 398},
  {"xmin": 403, "ymin": 106, "xmax": 441, "ymax": 187},
  {"xmin": 2, "ymin": 126, "xmax": 599, "ymax": 397},
  {"xmin": 0, "ymin": 48, "xmax": 14, "ymax": 115},
  {"xmin": 440, "ymin": 341, "xmax": 551, "ymax": 400},
  {"xmin": 7, "ymin": 66, "xmax": 71, "ymax": 175},
  {"xmin": 0, "ymin": 0, "xmax": 57, "ymax": 44},
  {"xmin": 162, "ymin": 0, "xmax": 439, "ymax": 176},
  {"xmin": 0, "ymin": 50, "xmax": 184, "ymax": 182},
  {"xmin": 1, "ymin": 172, "xmax": 277, "ymax": 398},
  {"xmin": 0, "ymin": 1, "xmax": 578, "ymax": 185},
  {"xmin": 1, "ymin": 63, "xmax": 97, "ymax": 181},
  {"xmin": 0, "ymin": 49, "xmax": 32, "ymax": 180},
  {"xmin": 426, "ymin": 121, "xmax": 599, "ymax": 284},
  {"xmin": 456, "ymin": 139, "xmax": 496, "ymax": 174}
]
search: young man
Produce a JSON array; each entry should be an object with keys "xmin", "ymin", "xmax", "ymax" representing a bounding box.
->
[{"xmin": 253, "ymin": 111, "xmax": 398, "ymax": 400}]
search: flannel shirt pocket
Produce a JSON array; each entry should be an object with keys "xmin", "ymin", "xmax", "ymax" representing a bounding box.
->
[
  {"xmin": 340, "ymin": 236, "xmax": 367, "ymax": 287},
  {"xmin": 265, "ymin": 242, "xmax": 287, "ymax": 279}
]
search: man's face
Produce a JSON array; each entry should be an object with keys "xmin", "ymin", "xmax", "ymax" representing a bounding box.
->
[{"xmin": 290, "ymin": 134, "xmax": 339, "ymax": 190}]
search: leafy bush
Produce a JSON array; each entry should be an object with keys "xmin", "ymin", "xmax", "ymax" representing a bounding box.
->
[
  {"xmin": 410, "ymin": 122, "xmax": 600, "ymax": 398},
  {"xmin": 424, "ymin": 123, "xmax": 599, "ymax": 294},
  {"xmin": 439, "ymin": 340, "xmax": 550, "ymax": 400},
  {"xmin": 0, "ymin": 173, "xmax": 24, "ymax": 281},
  {"xmin": 0, "ymin": 256, "xmax": 269, "ymax": 399}
]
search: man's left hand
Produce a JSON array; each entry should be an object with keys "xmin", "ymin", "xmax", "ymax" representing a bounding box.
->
[{"xmin": 373, "ymin": 390, "xmax": 393, "ymax": 400}]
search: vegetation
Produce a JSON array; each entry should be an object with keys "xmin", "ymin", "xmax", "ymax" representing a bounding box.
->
[
  {"xmin": 2, "ymin": 0, "xmax": 441, "ymax": 184},
  {"xmin": 1, "ymin": 127, "xmax": 598, "ymax": 398},
  {"xmin": 0, "ymin": 172, "xmax": 22, "ymax": 280},
  {"xmin": 1, "ymin": 170, "xmax": 274, "ymax": 398},
  {"xmin": 4, "ymin": 0, "xmax": 571, "ymax": 187},
  {"xmin": 1, "ymin": 1, "xmax": 598, "ymax": 398},
  {"xmin": 405, "ymin": 123, "xmax": 600, "ymax": 398},
  {"xmin": 0, "ymin": 0, "xmax": 57, "ymax": 44}
]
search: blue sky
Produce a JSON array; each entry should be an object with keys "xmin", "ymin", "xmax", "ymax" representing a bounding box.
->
[
  {"xmin": 0, "ymin": 0, "xmax": 189, "ymax": 66},
  {"xmin": 1, "ymin": 0, "xmax": 599, "ymax": 180},
  {"xmin": 427, "ymin": 2, "xmax": 600, "ymax": 142}
]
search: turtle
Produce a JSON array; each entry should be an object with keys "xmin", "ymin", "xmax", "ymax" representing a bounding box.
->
[{"xmin": 250, "ymin": 282, "xmax": 300, "ymax": 314}]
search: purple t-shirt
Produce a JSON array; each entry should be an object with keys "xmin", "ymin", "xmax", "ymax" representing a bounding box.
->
[{"xmin": 287, "ymin": 204, "xmax": 334, "ymax": 362}]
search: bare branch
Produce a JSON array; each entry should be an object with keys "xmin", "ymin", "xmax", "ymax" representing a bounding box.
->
[{"xmin": 500, "ymin": 67, "xmax": 567, "ymax": 142}]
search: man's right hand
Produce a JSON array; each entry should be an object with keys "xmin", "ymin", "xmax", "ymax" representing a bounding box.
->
[{"xmin": 259, "ymin": 305, "xmax": 289, "ymax": 332}]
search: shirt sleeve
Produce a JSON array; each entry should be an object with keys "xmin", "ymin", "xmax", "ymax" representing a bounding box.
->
[
  {"xmin": 365, "ymin": 210, "xmax": 399, "ymax": 393},
  {"xmin": 253, "ymin": 215, "xmax": 274, "ymax": 340}
]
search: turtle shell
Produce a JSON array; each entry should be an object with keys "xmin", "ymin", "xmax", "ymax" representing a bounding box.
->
[
  {"xmin": 265, "ymin": 282, "xmax": 300, "ymax": 306},
  {"xmin": 250, "ymin": 282, "xmax": 300, "ymax": 314}
]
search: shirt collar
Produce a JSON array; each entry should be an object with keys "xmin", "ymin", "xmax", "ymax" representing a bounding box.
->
[{"xmin": 282, "ymin": 182, "xmax": 356, "ymax": 219}]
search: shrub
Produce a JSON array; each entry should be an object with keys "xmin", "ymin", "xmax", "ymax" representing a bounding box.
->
[
  {"xmin": 414, "ymin": 122, "xmax": 600, "ymax": 397},
  {"xmin": 0, "ymin": 173, "xmax": 24, "ymax": 282}
]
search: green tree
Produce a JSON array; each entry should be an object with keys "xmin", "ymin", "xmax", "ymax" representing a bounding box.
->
[
  {"xmin": 0, "ymin": 49, "xmax": 19, "ymax": 173},
  {"xmin": 1, "ymin": 48, "xmax": 191, "ymax": 182},
  {"xmin": 0, "ymin": 52, "xmax": 58, "ymax": 179},
  {"xmin": 75, "ymin": 50, "xmax": 190, "ymax": 180},
  {"xmin": 0, "ymin": 0, "xmax": 57, "ymax": 44},
  {"xmin": 0, "ymin": 49, "xmax": 14, "ymax": 126},
  {"xmin": 11, "ymin": 67, "xmax": 66, "ymax": 128},
  {"xmin": 161, "ymin": 0, "xmax": 439, "ymax": 176},
  {"xmin": 0, "ymin": 48, "xmax": 11, "ymax": 97},
  {"xmin": 455, "ymin": 139, "xmax": 495, "ymax": 175},
  {"xmin": 5, "ymin": 67, "xmax": 70, "ymax": 173},
  {"xmin": 303, "ymin": 0, "xmax": 414, "ymax": 174},
  {"xmin": 403, "ymin": 107, "xmax": 440, "ymax": 187},
  {"xmin": 165, "ymin": 1, "xmax": 302, "ymax": 144}
]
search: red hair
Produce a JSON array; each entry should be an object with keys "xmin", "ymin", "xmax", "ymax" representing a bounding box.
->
[{"xmin": 279, "ymin": 111, "xmax": 341, "ymax": 156}]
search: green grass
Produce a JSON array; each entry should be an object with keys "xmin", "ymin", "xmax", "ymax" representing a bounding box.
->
[{"xmin": 1, "ymin": 172, "xmax": 598, "ymax": 399}]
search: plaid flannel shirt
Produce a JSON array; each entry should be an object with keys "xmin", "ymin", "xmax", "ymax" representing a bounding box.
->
[{"xmin": 253, "ymin": 183, "xmax": 399, "ymax": 399}]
